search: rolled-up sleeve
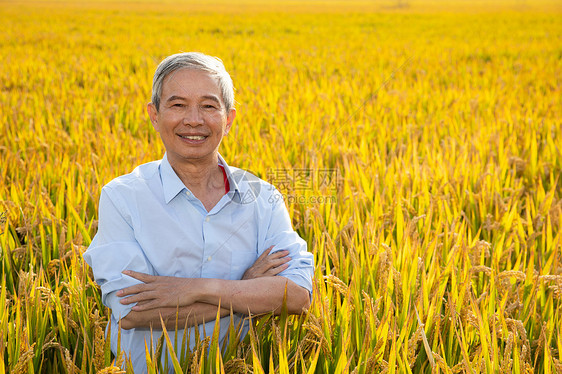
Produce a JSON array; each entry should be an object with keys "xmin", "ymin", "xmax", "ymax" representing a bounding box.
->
[
  {"xmin": 262, "ymin": 192, "xmax": 314, "ymax": 297},
  {"xmin": 83, "ymin": 187, "xmax": 154, "ymax": 320}
]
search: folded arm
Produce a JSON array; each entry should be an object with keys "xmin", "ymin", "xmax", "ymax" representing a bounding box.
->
[
  {"xmin": 118, "ymin": 248, "xmax": 310, "ymax": 329},
  {"xmin": 120, "ymin": 302, "xmax": 230, "ymax": 330},
  {"xmin": 200, "ymin": 276, "xmax": 311, "ymax": 314},
  {"xmin": 119, "ymin": 275, "xmax": 310, "ymax": 317}
]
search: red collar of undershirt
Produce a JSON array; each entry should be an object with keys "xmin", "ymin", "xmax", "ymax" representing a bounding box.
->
[{"xmin": 218, "ymin": 164, "xmax": 230, "ymax": 195}]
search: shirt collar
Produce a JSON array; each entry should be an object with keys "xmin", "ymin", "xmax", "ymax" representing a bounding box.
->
[
  {"xmin": 160, "ymin": 153, "xmax": 243, "ymax": 204},
  {"xmin": 217, "ymin": 153, "xmax": 241, "ymax": 194},
  {"xmin": 160, "ymin": 153, "xmax": 188, "ymax": 204},
  {"xmin": 219, "ymin": 154, "xmax": 261, "ymax": 204}
]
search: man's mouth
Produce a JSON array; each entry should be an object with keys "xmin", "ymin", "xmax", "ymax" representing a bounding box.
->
[{"xmin": 179, "ymin": 134, "xmax": 207, "ymax": 140}]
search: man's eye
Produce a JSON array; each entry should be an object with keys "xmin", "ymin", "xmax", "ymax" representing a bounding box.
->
[{"xmin": 203, "ymin": 105, "xmax": 217, "ymax": 109}]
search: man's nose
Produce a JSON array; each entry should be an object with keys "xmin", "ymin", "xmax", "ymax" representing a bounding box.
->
[{"xmin": 182, "ymin": 106, "xmax": 204, "ymax": 126}]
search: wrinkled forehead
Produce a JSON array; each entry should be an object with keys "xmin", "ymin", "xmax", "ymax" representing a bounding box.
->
[
  {"xmin": 163, "ymin": 67, "xmax": 218, "ymax": 86},
  {"xmin": 161, "ymin": 67, "xmax": 222, "ymax": 98}
]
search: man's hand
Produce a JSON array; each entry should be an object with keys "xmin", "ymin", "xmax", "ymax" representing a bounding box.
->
[
  {"xmin": 117, "ymin": 246, "xmax": 304, "ymax": 316},
  {"xmin": 118, "ymin": 247, "xmax": 289, "ymax": 311},
  {"xmin": 117, "ymin": 271, "xmax": 201, "ymax": 311},
  {"xmin": 120, "ymin": 303, "xmax": 230, "ymax": 330},
  {"xmin": 242, "ymin": 246, "xmax": 290, "ymax": 280}
]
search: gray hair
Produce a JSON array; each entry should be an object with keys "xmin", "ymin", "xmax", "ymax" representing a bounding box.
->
[{"xmin": 151, "ymin": 52, "xmax": 234, "ymax": 112}]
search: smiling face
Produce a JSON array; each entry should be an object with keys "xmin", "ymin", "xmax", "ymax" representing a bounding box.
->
[{"xmin": 147, "ymin": 68, "xmax": 236, "ymax": 166}]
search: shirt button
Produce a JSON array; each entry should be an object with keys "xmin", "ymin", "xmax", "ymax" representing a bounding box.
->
[
  {"xmin": 186, "ymin": 191, "xmax": 191, "ymax": 196},
  {"xmin": 207, "ymin": 256, "xmax": 212, "ymax": 262},
  {"xmin": 205, "ymin": 217, "xmax": 210, "ymax": 222}
]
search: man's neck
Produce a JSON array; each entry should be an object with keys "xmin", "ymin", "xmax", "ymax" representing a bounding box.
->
[{"xmin": 167, "ymin": 152, "xmax": 224, "ymax": 195}]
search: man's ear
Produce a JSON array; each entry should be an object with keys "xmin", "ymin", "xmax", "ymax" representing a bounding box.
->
[
  {"xmin": 147, "ymin": 103, "xmax": 159, "ymax": 131},
  {"xmin": 224, "ymin": 108, "xmax": 236, "ymax": 135}
]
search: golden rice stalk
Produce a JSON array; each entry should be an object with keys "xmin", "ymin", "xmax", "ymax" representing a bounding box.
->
[
  {"xmin": 432, "ymin": 351, "xmax": 451, "ymax": 373},
  {"xmin": 224, "ymin": 358, "xmax": 253, "ymax": 374},
  {"xmin": 40, "ymin": 338, "xmax": 61, "ymax": 354},
  {"xmin": 112, "ymin": 352, "xmax": 125, "ymax": 370},
  {"xmin": 190, "ymin": 336, "xmax": 211, "ymax": 373},
  {"xmin": 497, "ymin": 270, "xmax": 526, "ymax": 281},
  {"xmin": 548, "ymin": 281, "xmax": 562, "ymax": 299},
  {"xmin": 154, "ymin": 332, "xmax": 165, "ymax": 364},
  {"xmin": 407, "ymin": 324, "xmax": 423, "ymax": 368},
  {"xmin": 93, "ymin": 315, "xmax": 105, "ymax": 372},
  {"xmin": 377, "ymin": 244, "xmax": 392, "ymax": 289},
  {"xmin": 12, "ymin": 343, "xmax": 35, "ymax": 374},
  {"xmin": 324, "ymin": 233, "xmax": 340, "ymax": 270},
  {"xmin": 533, "ymin": 322, "xmax": 548, "ymax": 357},
  {"xmin": 392, "ymin": 268, "xmax": 403, "ymax": 309},
  {"xmin": 471, "ymin": 265, "xmax": 492, "ymax": 275},
  {"xmin": 63, "ymin": 346, "xmax": 79, "ymax": 374},
  {"xmin": 414, "ymin": 305, "xmax": 435, "ymax": 371},
  {"xmin": 538, "ymin": 275, "xmax": 562, "ymax": 299},
  {"xmin": 301, "ymin": 314, "xmax": 326, "ymax": 356},
  {"xmin": 412, "ymin": 257, "xmax": 423, "ymax": 303},
  {"xmin": 374, "ymin": 359, "xmax": 389, "ymax": 374},
  {"xmin": 552, "ymin": 358, "xmax": 562, "ymax": 373},
  {"xmin": 273, "ymin": 320, "xmax": 282, "ymax": 346},
  {"xmin": 323, "ymin": 274, "xmax": 348, "ymax": 295},
  {"xmin": 96, "ymin": 366, "xmax": 125, "ymax": 374},
  {"xmin": 373, "ymin": 338, "xmax": 385, "ymax": 361},
  {"xmin": 363, "ymin": 349, "xmax": 380, "ymax": 373},
  {"xmin": 500, "ymin": 332, "xmax": 514, "ymax": 374},
  {"xmin": 362, "ymin": 291, "xmax": 381, "ymax": 326},
  {"xmin": 468, "ymin": 240, "xmax": 491, "ymax": 265},
  {"xmin": 466, "ymin": 310, "xmax": 479, "ymax": 328}
]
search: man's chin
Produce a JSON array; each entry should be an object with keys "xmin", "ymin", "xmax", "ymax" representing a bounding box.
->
[{"xmin": 167, "ymin": 149, "xmax": 220, "ymax": 163}]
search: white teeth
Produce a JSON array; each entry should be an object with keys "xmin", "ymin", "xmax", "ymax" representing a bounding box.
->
[{"xmin": 181, "ymin": 135, "xmax": 205, "ymax": 140}]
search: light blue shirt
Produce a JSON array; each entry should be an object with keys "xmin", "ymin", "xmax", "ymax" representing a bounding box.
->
[{"xmin": 83, "ymin": 153, "xmax": 314, "ymax": 373}]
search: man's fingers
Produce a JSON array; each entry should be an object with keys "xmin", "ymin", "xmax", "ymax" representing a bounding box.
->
[
  {"xmin": 131, "ymin": 300, "xmax": 158, "ymax": 311},
  {"xmin": 242, "ymin": 248, "xmax": 292, "ymax": 280},
  {"xmin": 117, "ymin": 282, "xmax": 155, "ymax": 298},
  {"xmin": 267, "ymin": 256, "xmax": 291, "ymax": 269},
  {"xmin": 122, "ymin": 270, "xmax": 154, "ymax": 282},
  {"xmin": 117, "ymin": 283, "xmax": 148, "ymax": 297},
  {"xmin": 119, "ymin": 290, "xmax": 158, "ymax": 305},
  {"xmin": 117, "ymin": 271, "xmax": 157, "ymax": 297},
  {"xmin": 255, "ymin": 246, "xmax": 274, "ymax": 261},
  {"xmin": 249, "ymin": 255, "xmax": 289, "ymax": 274},
  {"xmin": 119, "ymin": 293, "xmax": 146, "ymax": 305},
  {"xmin": 120, "ymin": 295, "xmax": 137, "ymax": 305},
  {"xmin": 257, "ymin": 253, "xmax": 290, "ymax": 272},
  {"xmin": 253, "ymin": 249, "xmax": 288, "ymax": 266},
  {"xmin": 267, "ymin": 250, "xmax": 290, "ymax": 260},
  {"xmin": 269, "ymin": 263, "xmax": 290, "ymax": 275}
]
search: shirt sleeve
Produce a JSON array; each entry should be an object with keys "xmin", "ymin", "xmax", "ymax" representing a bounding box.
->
[
  {"xmin": 262, "ymin": 190, "xmax": 314, "ymax": 298},
  {"xmin": 83, "ymin": 187, "xmax": 155, "ymax": 320}
]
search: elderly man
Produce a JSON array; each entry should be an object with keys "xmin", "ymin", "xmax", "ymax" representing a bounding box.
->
[{"xmin": 83, "ymin": 52, "xmax": 314, "ymax": 372}]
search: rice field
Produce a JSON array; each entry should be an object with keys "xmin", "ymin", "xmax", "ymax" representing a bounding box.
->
[{"xmin": 1, "ymin": 0, "xmax": 561, "ymax": 372}]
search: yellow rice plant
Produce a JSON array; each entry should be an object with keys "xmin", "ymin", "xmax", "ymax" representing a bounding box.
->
[{"xmin": 1, "ymin": 0, "xmax": 561, "ymax": 372}]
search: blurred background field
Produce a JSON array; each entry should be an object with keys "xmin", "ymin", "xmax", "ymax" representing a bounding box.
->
[{"xmin": 1, "ymin": 0, "xmax": 561, "ymax": 372}]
